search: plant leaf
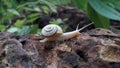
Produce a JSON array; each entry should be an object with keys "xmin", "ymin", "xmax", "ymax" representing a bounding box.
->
[
  {"xmin": 7, "ymin": 27, "xmax": 20, "ymax": 33},
  {"xmin": 0, "ymin": 25, "xmax": 5, "ymax": 31},
  {"xmin": 87, "ymin": 3, "xmax": 110, "ymax": 28},
  {"xmin": 14, "ymin": 19, "xmax": 25, "ymax": 28},
  {"xmin": 34, "ymin": 7, "xmax": 41, "ymax": 12},
  {"xmin": 26, "ymin": 13, "xmax": 40, "ymax": 23},
  {"xmin": 17, "ymin": 26, "xmax": 30, "ymax": 35},
  {"xmin": 28, "ymin": 13, "xmax": 40, "ymax": 18},
  {"xmin": 88, "ymin": 0, "xmax": 120, "ymax": 21},
  {"xmin": 41, "ymin": 6, "xmax": 50, "ymax": 14},
  {"xmin": 17, "ymin": 25, "xmax": 38, "ymax": 35},
  {"xmin": 72, "ymin": 0, "xmax": 87, "ymax": 10},
  {"xmin": 40, "ymin": 0, "xmax": 57, "ymax": 12},
  {"xmin": 101, "ymin": 0, "xmax": 120, "ymax": 9},
  {"xmin": 7, "ymin": 9, "xmax": 20, "ymax": 16}
]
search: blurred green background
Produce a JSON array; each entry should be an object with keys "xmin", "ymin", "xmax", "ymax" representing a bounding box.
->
[{"xmin": 0, "ymin": 0, "xmax": 120, "ymax": 35}]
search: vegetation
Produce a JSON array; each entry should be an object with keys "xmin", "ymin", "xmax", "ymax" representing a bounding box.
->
[
  {"xmin": 0, "ymin": 0, "xmax": 120, "ymax": 34},
  {"xmin": 0, "ymin": 0, "xmax": 58, "ymax": 34},
  {"xmin": 73, "ymin": 0, "xmax": 120, "ymax": 28}
]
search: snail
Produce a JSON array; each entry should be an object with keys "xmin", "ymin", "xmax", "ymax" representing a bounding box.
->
[{"xmin": 40, "ymin": 23, "xmax": 92, "ymax": 42}]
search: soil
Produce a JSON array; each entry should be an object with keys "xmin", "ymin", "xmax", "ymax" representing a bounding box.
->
[{"xmin": 1, "ymin": 5, "xmax": 120, "ymax": 68}]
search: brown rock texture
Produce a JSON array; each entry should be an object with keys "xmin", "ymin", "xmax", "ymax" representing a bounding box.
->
[{"xmin": 0, "ymin": 28, "xmax": 120, "ymax": 68}]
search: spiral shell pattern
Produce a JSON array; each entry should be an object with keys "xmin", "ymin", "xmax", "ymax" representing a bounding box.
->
[{"xmin": 41, "ymin": 24, "xmax": 63, "ymax": 37}]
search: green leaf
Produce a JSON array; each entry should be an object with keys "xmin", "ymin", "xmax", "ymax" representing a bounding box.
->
[
  {"xmin": 41, "ymin": 6, "xmax": 50, "ymax": 14},
  {"xmin": 108, "ymin": 1, "xmax": 120, "ymax": 9},
  {"xmin": 101, "ymin": 0, "xmax": 120, "ymax": 9},
  {"xmin": 29, "ymin": 25, "xmax": 38, "ymax": 34},
  {"xmin": 48, "ymin": 0, "xmax": 71, "ymax": 5},
  {"xmin": 17, "ymin": 25, "xmax": 38, "ymax": 35},
  {"xmin": 22, "ymin": 7, "xmax": 34, "ymax": 11},
  {"xmin": 72, "ymin": 0, "xmax": 87, "ymax": 10},
  {"xmin": 7, "ymin": 27, "xmax": 20, "ymax": 33},
  {"xmin": 0, "ymin": 25, "xmax": 5, "ymax": 31},
  {"xmin": 17, "ymin": 26, "xmax": 30, "ymax": 35},
  {"xmin": 87, "ymin": 3, "xmax": 110, "ymax": 28},
  {"xmin": 14, "ymin": 19, "xmax": 25, "ymax": 28},
  {"xmin": 33, "ymin": 7, "xmax": 41, "ymax": 12},
  {"xmin": 28, "ymin": 13, "xmax": 40, "ymax": 18},
  {"xmin": 53, "ymin": 0, "xmax": 71, "ymax": 5},
  {"xmin": 26, "ymin": 17, "xmax": 39, "ymax": 23},
  {"xmin": 26, "ymin": 13, "xmax": 40, "ymax": 23},
  {"xmin": 7, "ymin": 9, "xmax": 20, "ymax": 16},
  {"xmin": 50, "ymin": 19, "xmax": 61, "ymax": 25},
  {"xmin": 41, "ymin": 0, "xmax": 57, "ymax": 12},
  {"xmin": 37, "ymin": 29, "xmax": 42, "ymax": 35},
  {"xmin": 88, "ymin": 0, "xmax": 120, "ymax": 21},
  {"xmin": 114, "ymin": 2, "xmax": 120, "ymax": 9},
  {"xmin": 60, "ymin": 0, "xmax": 71, "ymax": 4}
]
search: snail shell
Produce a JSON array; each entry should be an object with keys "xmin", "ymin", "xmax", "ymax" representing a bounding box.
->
[
  {"xmin": 40, "ymin": 23, "xmax": 93, "ymax": 42},
  {"xmin": 41, "ymin": 24, "xmax": 63, "ymax": 37},
  {"xmin": 40, "ymin": 24, "xmax": 80, "ymax": 42}
]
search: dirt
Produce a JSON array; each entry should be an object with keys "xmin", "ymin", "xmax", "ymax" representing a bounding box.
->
[{"xmin": 0, "ymin": 28, "xmax": 120, "ymax": 68}]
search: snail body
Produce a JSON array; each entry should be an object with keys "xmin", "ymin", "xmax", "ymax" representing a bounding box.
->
[
  {"xmin": 40, "ymin": 30, "xmax": 80, "ymax": 42},
  {"xmin": 56, "ymin": 30, "xmax": 80, "ymax": 41},
  {"xmin": 40, "ymin": 23, "xmax": 92, "ymax": 42}
]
